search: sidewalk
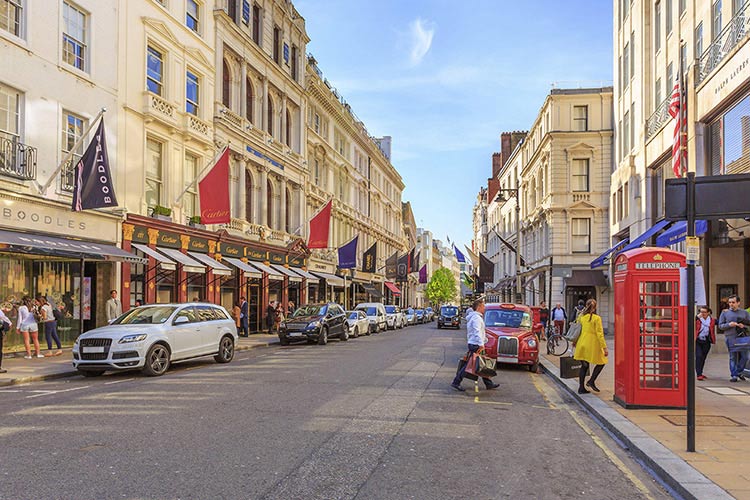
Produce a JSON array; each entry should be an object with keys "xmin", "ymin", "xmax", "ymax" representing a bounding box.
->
[
  {"xmin": 0, "ymin": 333, "xmax": 279, "ymax": 387},
  {"xmin": 541, "ymin": 335, "xmax": 747, "ymax": 500}
]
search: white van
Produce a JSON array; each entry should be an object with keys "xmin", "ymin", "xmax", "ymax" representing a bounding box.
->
[{"xmin": 354, "ymin": 302, "xmax": 388, "ymax": 333}]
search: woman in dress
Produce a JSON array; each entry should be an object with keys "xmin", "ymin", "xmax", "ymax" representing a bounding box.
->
[
  {"xmin": 17, "ymin": 296, "xmax": 42, "ymax": 359},
  {"xmin": 573, "ymin": 298, "xmax": 608, "ymax": 394}
]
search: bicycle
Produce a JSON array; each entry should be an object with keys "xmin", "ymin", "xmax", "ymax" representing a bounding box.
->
[{"xmin": 544, "ymin": 322, "xmax": 570, "ymax": 356}]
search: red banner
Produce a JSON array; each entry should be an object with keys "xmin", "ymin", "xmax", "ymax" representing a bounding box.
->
[
  {"xmin": 307, "ymin": 199, "xmax": 332, "ymax": 249},
  {"xmin": 198, "ymin": 149, "xmax": 231, "ymax": 224}
]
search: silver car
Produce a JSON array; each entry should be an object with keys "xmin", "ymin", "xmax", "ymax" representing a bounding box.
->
[
  {"xmin": 346, "ymin": 310, "xmax": 370, "ymax": 337},
  {"xmin": 72, "ymin": 303, "xmax": 238, "ymax": 377},
  {"xmin": 384, "ymin": 305, "xmax": 405, "ymax": 329}
]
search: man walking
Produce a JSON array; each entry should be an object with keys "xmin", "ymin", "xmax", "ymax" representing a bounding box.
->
[
  {"xmin": 539, "ymin": 301, "xmax": 549, "ymax": 340},
  {"xmin": 451, "ymin": 298, "xmax": 499, "ymax": 392},
  {"xmin": 718, "ymin": 294, "xmax": 750, "ymax": 382},
  {"xmin": 239, "ymin": 296, "xmax": 249, "ymax": 337},
  {"xmin": 695, "ymin": 306, "xmax": 716, "ymax": 380},
  {"xmin": 106, "ymin": 290, "xmax": 122, "ymax": 323},
  {"xmin": 0, "ymin": 306, "xmax": 11, "ymax": 374},
  {"xmin": 551, "ymin": 302, "xmax": 567, "ymax": 335},
  {"xmin": 265, "ymin": 301, "xmax": 276, "ymax": 334}
]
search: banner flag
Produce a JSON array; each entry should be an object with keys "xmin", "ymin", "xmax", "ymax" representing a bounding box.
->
[
  {"xmin": 362, "ymin": 242, "xmax": 377, "ymax": 273},
  {"xmin": 454, "ymin": 245, "xmax": 466, "ymax": 263},
  {"xmin": 72, "ymin": 118, "xmax": 118, "ymax": 211},
  {"xmin": 479, "ymin": 252, "xmax": 494, "ymax": 283},
  {"xmin": 413, "ymin": 250, "xmax": 420, "ymax": 273},
  {"xmin": 464, "ymin": 245, "xmax": 480, "ymax": 267},
  {"xmin": 307, "ymin": 199, "xmax": 333, "ymax": 249},
  {"xmin": 397, "ymin": 253, "xmax": 409, "ymax": 281},
  {"xmin": 418, "ymin": 264, "xmax": 428, "ymax": 284},
  {"xmin": 408, "ymin": 247, "xmax": 415, "ymax": 273},
  {"xmin": 197, "ymin": 148, "xmax": 231, "ymax": 224},
  {"xmin": 385, "ymin": 251, "xmax": 399, "ymax": 280},
  {"xmin": 337, "ymin": 235, "xmax": 358, "ymax": 269}
]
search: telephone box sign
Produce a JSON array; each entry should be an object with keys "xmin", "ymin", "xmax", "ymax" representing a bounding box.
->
[{"xmin": 634, "ymin": 262, "xmax": 680, "ymax": 269}]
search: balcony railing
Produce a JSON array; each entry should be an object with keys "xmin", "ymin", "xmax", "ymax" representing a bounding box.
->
[
  {"xmin": 0, "ymin": 132, "xmax": 37, "ymax": 180},
  {"xmin": 59, "ymin": 152, "xmax": 81, "ymax": 192},
  {"xmin": 646, "ymin": 94, "xmax": 672, "ymax": 139},
  {"xmin": 697, "ymin": 9, "xmax": 749, "ymax": 85}
]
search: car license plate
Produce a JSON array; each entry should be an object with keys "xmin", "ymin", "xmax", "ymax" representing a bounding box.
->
[
  {"xmin": 288, "ymin": 332, "xmax": 302, "ymax": 337},
  {"xmin": 82, "ymin": 346, "xmax": 105, "ymax": 353},
  {"xmin": 498, "ymin": 355, "xmax": 519, "ymax": 363}
]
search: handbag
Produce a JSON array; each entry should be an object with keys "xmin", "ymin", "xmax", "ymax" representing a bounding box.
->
[
  {"xmin": 465, "ymin": 352, "xmax": 497, "ymax": 378},
  {"xmin": 565, "ymin": 320, "xmax": 582, "ymax": 342},
  {"xmin": 728, "ymin": 335, "xmax": 750, "ymax": 352}
]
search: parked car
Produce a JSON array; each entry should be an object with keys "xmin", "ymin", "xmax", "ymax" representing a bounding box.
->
[
  {"xmin": 482, "ymin": 303, "xmax": 542, "ymax": 372},
  {"xmin": 424, "ymin": 307, "xmax": 435, "ymax": 322},
  {"xmin": 346, "ymin": 310, "xmax": 370, "ymax": 338},
  {"xmin": 404, "ymin": 308, "xmax": 417, "ymax": 325},
  {"xmin": 354, "ymin": 302, "xmax": 388, "ymax": 333},
  {"xmin": 280, "ymin": 303, "xmax": 349, "ymax": 345},
  {"xmin": 384, "ymin": 305, "xmax": 405, "ymax": 329},
  {"xmin": 72, "ymin": 303, "xmax": 238, "ymax": 377},
  {"xmin": 415, "ymin": 308, "xmax": 425, "ymax": 324},
  {"xmin": 437, "ymin": 305, "xmax": 461, "ymax": 329}
]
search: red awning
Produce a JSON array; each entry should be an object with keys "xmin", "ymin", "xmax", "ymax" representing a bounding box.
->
[{"xmin": 384, "ymin": 281, "xmax": 401, "ymax": 295}]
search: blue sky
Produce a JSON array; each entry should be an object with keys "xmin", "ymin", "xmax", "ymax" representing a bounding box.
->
[{"xmin": 296, "ymin": 0, "xmax": 613, "ymax": 251}]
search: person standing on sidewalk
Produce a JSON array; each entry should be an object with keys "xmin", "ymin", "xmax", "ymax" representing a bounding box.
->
[
  {"xmin": 551, "ymin": 303, "xmax": 567, "ymax": 336},
  {"xmin": 106, "ymin": 290, "xmax": 122, "ymax": 323},
  {"xmin": 539, "ymin": 301, "xmax": 549, "ymax": 340},
  {"xmin": 695, "ymin": 306, "xmax": 716, "ymax": 380},
  {"xmin": 239, "ymin": 296, "xmax": 249, "ymax": 337},
  {"xmin": 573, "ymin": 299, "xmax": 608, "ymax": 394},
  {"xmin": 718, "ymin": 294, "xmax": 750, "ymax": 382},
  {"xmin": 0, "ymin": 307, "xmax": 11, "ymax": 373},
  {"xmin": 17, "ymin": 296, "xmax": 42, "ymax": 359},
  {"xmin": 38, "ymin": 296, "xmax": 62, "ymax": 357},
  {"xmin": 451, "ymin": 298, "xmax": 499, "ymax": 392}
]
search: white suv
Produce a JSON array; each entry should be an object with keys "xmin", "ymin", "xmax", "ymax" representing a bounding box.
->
[
  {"xmin": 72, "ymin": 303, "xmax": 238, "ymax": 377},
  {"xmin": 354, "ymin": 302, "xmax": 388, "ymax": 333},
  {"xmin": 384, "ymin": 305, "xmax": 404, "ymax": 329}
]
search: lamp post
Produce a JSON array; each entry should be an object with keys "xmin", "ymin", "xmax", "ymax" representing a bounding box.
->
[{"xmin": 495, "ymin": 188, "xmax": 522, "ymax": 304}]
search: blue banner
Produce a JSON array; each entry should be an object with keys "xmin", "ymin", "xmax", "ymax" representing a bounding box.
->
[
  {"xmin": 337, "ymin": 235, "xmax": 358, "ymax": 269},
  {"xmin": 454, "ymin": 245, "xmax": 466, "ymax": 263}
]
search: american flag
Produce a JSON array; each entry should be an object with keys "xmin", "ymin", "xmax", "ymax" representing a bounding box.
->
[{"xmin": 668, "ymin": 75, "xmax": 684, "ymax": 178}]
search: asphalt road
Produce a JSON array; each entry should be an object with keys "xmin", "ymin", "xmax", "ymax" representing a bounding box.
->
[{"xmin": 0, "ymin": 321, "xmax": 673, "ymax": 500}]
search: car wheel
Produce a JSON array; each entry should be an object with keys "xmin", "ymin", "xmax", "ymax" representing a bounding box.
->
[
  {"xmin": 340, "ymin": 324, "xmax": 349, "ymax": 341},
  {"xmin": 352, "ymin": 326, "xmax": 359, "ymax": 338},
  {"xmin": 279, "ymin": 334, "xmax": 290, "ymax": 346},
  {"xmin": 318, "ymin": 327, "xmax": 328, "ymax": 345},
  {"xmin": 79, "ymin": 369, "xmax": 104, "ymax": 377},
  {"xmin": 529, "ymin": 362, "xmax": 539, "ymax": 373},
  {"xmin": 437, "ymin": 324, "xmax": 441, "ymax": 329},
  {"xmin": 142, "ymin": 343, "xmax": 170, "ymax": 377},
  {"xmin": 214, "ymin": 335, "xmax": 235, "ymax": 363}
]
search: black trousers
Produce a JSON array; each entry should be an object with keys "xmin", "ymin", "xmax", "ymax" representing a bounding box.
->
[
  {"xmin": 0, "ymin": 331, "xmax": 4, "ymax": 369},
  {"xmin": 452, "ymin": 344, "xmax": 493, "ymax": 388},
  {"xmin": 695, "ymin": 339, "xmax": 712, "ymax": 376}
]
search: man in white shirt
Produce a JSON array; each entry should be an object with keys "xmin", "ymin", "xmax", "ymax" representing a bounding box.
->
[
  {"xmin": 451, "ymin": 298, "xmax": 499, "ymax": 392},
  {"xmin": 106, "ymin": 290, "xmax": 122, "ymax": 323}
]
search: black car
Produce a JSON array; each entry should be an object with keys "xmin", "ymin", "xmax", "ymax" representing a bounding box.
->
[
  {"xmin": 437, "ymin": 305, "xmax": 460, "ymax": 329},
  {"xmin": 279, "ymin": 303, "xmax": 349, "ymax": 345}
]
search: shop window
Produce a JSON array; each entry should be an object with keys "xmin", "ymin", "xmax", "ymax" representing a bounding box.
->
[
  {"xmin": 717, "ymin": 93, "xmax": 750, "ymax": 174},
  {"xmin": 1, "ymin": 0, "xmax": 23, "ymax": 37},
  {"xmin": 145, "ymin": 137, "xmax": 163, "ymax": 209},
  {"xmin": 62, "ymin": 1, "xmax": 87, "ymax": 72},
  {"xmin": 60, "ymin": 111, "xmax": 85, "ymax": 192}
]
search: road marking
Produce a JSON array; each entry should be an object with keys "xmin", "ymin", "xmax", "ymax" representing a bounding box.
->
[
  {"xmin": 25, "ymin": 385, "xmax": 90, "ymax": 399},
  {"xmin": 104, "ymin": 378, "xmax": 135, "ymax": 385}
]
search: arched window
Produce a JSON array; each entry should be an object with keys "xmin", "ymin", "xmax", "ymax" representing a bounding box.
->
[
  {"xmin": 246, "ymin": 79, "xmax": 254, "ymax": 123},
  {"xmin": 245, "ymin": 171, "xmax": 253, "ymax": 222},
  {"xmin": 267, "ymin": 95, "xmax": 274, "ymax": 136},
  {"xmin": 285, "ymin": 109, "xmax": 292, "ymax": 147},
  {"xmin": 285, "ymin": 187, "xmax": 292, "ymax": 233},
  {"xmin": 266, "ymin": 178, "xmax": 274, "ymax": 228},
  {"xmin": 222, "ymin": 59, "xmax": 231, "ymax": 108}
]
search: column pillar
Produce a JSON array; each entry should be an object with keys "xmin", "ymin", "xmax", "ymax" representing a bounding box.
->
[
  {"xmin": 238, "ymin": 158, "xmax": 247, "ymax": 221},
  {"xmin": 260, "ymin": 166, "xmax": 268, "ymax": 227},
  {"xmin": 280, "ymin": 177, "xmax": 288, "ymax": 233},
  {"xmin": 146, "ymin": 228, "xmax": 159, "ymax": 305},
  {"xmin": 122, "ymin": 224, "xmax": 134, "ymax": 310}
]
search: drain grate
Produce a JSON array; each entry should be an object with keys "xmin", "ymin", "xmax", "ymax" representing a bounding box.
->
[{"xmin": 660, "ymin": 415, "xmax": 746, "ymax": 427}]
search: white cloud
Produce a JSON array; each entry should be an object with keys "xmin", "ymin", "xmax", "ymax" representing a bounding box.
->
[{"xmin": 409, "ymin": 18, "xmax": 435, "ymax": 66}]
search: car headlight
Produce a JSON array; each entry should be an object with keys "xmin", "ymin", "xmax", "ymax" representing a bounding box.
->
[
  {"xmin": 306, "ymin": 321, "xmax": 321, "ymax": 330},
  {"xmin": 119, "ymin": 334, "xmax": 148, "ymax": 344},
  {"xmin": 527, "ymin": 338, "xmax": 537, "ymax": 348},
  {"xmin": 74, "ymin": 336, "xmax": 80, "ymax": 346}
]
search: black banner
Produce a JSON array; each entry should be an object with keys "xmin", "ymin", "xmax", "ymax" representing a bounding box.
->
[
  {"xmin": 397, "ymin": 253, "xmax": 409, "ymax": 281},
  {"xmin": 407, "ymin": 247, "xmax": 415, "ymax": 273},
  {"xmin": 385, "ymin": 251, "xmax": 398, "ymax": 280},
  {"xmin": 362, "ymin": 242, "xmax": 377, "ymax": 273},
  {"xmin": 413, "ymin": 250, "xmax": 420, "ymax": 274},
  {"xmin": 72, "ymin": 119, "xmax": 118, "ymax": 211},
  {"xmin": 479, "ymin": 252, "xmax": 494, "ymax": 283}
]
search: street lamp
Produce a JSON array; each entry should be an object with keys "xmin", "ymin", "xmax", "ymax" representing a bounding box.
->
[{"xmin": 495, "ymin": 188, "xmax": 522, "ymax": 304}]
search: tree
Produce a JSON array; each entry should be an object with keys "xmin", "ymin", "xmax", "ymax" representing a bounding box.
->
[{"xmin": 425, "ymin": 267, "xmax": 458, "ymax": 305}]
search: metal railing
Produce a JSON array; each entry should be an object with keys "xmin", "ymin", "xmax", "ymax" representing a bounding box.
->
[
  {"xmin": 59, "ymin": 152, "xmax": 81, "ymax": 192},
  {"xmin": 0, "ymin": 131, "xmax": 37, "ymax": 180},
  {"xmin": 646, "ymin": 94, "xmax": 672, "ymax": 139},
  {"xmin": 698, "ymin": 9, "xmax": 749, "ymax": 85}
]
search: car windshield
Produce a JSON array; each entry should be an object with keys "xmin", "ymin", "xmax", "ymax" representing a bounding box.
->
[
  {"xmin": 406, "ymin": 308, "xmax": 414, "ymax": 314},
  {"xmin": 441, "ymin": 306, "xmax": 458, "ymax": 316},
  {"xmin": 358, "ymin": 307, "xmax": 377, "ymax": 316},
  {"xmin": 484, "ymin": 309, "xmax": 532, "ymax": 328},
  {"xmin": 293, "ymin": 305, "xmax": 327, "ymax": 317},
  {"xmin": 384, "ymin": 306, "xmax": 396, "ymax": 313},
  {"xmin": 113, "ymin": 306, "xmax": 177, "ymax": 325}
]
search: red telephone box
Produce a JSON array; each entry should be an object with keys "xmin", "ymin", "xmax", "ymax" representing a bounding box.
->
[{"xmin": 613, "ymin": 248, "xmax": 687, "ymax": 408}]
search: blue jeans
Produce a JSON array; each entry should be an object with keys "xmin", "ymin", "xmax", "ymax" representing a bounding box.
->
[
  {"xmin": 452, "ymin": 344, "xmax": 493, "ymax": 388},
  {"xmin": 44, "ymin": 321, "xmax": 61, "ymax": 350},
  {"xmin": 727, "ymin": 339, "xmax": 749, "ymax": 377}
]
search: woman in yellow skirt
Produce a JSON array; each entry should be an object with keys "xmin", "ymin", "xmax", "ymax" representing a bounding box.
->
[{"xmin": 573, "ymin": 299, "xmax": 608, "ymax": 394}]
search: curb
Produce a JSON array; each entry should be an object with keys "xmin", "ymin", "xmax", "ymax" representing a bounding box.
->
[
  {"xmin": 0, "ymin": 340, "xmax": 279, "ymax": 388},
  {"xmin": 539, "ymin": 357, "xmax": 733, "ymax": 500}
]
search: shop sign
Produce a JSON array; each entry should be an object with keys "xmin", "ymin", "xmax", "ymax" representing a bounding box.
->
[
  {"xmin": 157, "ymin": 230, "xmax": 181, "ymax": 249},
  {"xmin": 697, "ymin": 40, "xmax": 750, "ymax": 119},
  {"xmin": 289, "ymin": 255, "xmax": 305, "ymax": 267},
  {"xmin": 268, "ymin": 252, "xmax": 285, "ymax": 265},
  {"xmin": 246, "ymin": 247, "xmax": 267, "ymax": 261},
  {"xmin": 188, "ymin": 237, "xmax": 209, "ymax": 253},
  {"xmin": 219, "ymin": 243, "xmax": 244, "ymax": 258},
  {"xmin": 131, "ymin": 226, "xmax": 149, "ymax": 244}
]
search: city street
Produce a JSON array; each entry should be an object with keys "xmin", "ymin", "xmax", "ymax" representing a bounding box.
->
[{"xmin": 0, "ymin": 323, "xmax": 670, "ymax": 500}]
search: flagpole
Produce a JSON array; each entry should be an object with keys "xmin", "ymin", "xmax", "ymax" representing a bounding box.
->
[
  {"xmin": 37, "ymin": 108, "xmax": 107, "ymax": 194},
  {"xmin": 174, "ymin": 145, "xmax": 229, "ymax": 204}
]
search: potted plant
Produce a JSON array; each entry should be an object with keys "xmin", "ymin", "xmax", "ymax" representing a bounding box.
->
[
  {"xmin": 150, "ymin": 205, "xmax": 172, "ymax": 221},
  {"xmin": 188, "ymin": 215, "xmax": 204, "ymax": 228}
]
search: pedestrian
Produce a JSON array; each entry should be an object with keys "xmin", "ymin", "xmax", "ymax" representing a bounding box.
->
[
  {"xmin": 266, "ymin": 301, "xmax": 276, "ymax": 334},
  {"xmin": 18, "ymin": 296, "xmax": 42, "ymax": 359},
  {"xmin": 274, "ymin": 303, "xmax": 284, "ymax": 334},
  {"xmin": 695, "ymin": 306, "xmax": 716, "ymax": 380},
  {"xmin": 134, "ymin": 299, "xmax": 144, "ymax": 307},
  {"xmin": 551, "ymin": 302, "xmax": 567, "ymax": 336},
  {"xmin": 0, "ymin": 306, "xmax": 11, "ymax": 373},
  {"xmin": 718, "ymin": 294, "xmax": 750, "ymax": 382},
  {"xmin": 239, "ymin": 296, "xmax": 249, "ymax": 337},
  {"xmin": 106, "ymin": 290, "xmax": 122, "ymax": 323},
  {"xmin": 573, "ymin": 299, "xmax": 608, "ymax": 394},
  {"xmin": 287, "ymin": 301, "xmax": 295, "ymax": 316},
  {"xmin": 571, "ymin": 299, "xmax": 585, "ymax": 323},
  {"xmin": 539, "ymin": 301, "xmax": 549, "ymax": 340},
  {"xmin": 38, "ymin": 296, "xmax": 62, "ymax": 357},
  {"xmin": 451, "ymin": 298, "xmax": 500, "ymax": 392}
]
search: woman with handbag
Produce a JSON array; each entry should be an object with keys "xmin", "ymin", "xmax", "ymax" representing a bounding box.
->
[{"xmin": 573, "ymin": 299, "xmax": 608, "ymax": 394}]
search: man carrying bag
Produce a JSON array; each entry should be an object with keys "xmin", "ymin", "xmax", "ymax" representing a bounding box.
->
[{"xmin": 451, "ymin": 298, "xmax": 499, "ymax": 392}]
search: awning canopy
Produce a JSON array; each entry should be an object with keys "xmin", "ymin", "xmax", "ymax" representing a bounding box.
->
[
  {"xmin": 132, "ymin": 243, "xmax": 175, "ymax": 270},
  {"xmin": 590, "ymin": 238, "xmax": 630, "ymax": 269},
  {"xmin": 618, "ymin": 219, "xmax": 671, "ymax": 254},
  {"xmin": 655, "ymin": 220, "xmax": 708, "ymax": 247},
  {"xmin": 312, "ymin": 271, "xmax": 345, "ymax": 287},
  {"xmin": 157, "ymin": 247, "xmax": 206, "ymax": 274},
  {"xmin": 187, "ymin": 251, "xmax": 232, "ymax": 276},
  {"xmin": 271, "ymin": 264, "xmax": 302, "ymax": 283},
  {"xmin": 384, "ymin": 281, "xmax": 401, "ymax": 295},
  {"xmin": 565, "ymin": 270, "xmax": 608, "ymax": 287},
  {"xmin": 361, "ymin": 283, "xmax": 382, "ymax": 298},
  {"xmin": 247, "ymin": 261, "xmax": 283, "ymax": 280},
  {"xmin": 289, "ymin": 267, "xmax": 320, "ymax": 283},
  {"xmin": 222, "ymin": 257, "xmax": 262, "ymax": 279},
  {"xmin": 0, "ymin": 229, "xmax": 147, "ymax": 264}
]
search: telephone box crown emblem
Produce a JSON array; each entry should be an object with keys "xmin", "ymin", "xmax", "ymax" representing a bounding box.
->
[{"xmin": 653, "ymin": 254, "xmax": 663, "ymax": 261}]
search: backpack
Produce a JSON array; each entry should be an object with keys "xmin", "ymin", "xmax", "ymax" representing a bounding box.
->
[{"xmin": 53, "ymin": 307, "xmax": 64, "ymax": 322}]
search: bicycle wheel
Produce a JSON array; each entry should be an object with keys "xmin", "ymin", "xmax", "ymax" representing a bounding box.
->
[{"xmin": 547, "ymin": 335, "xmax": 570, "ymax": 356}]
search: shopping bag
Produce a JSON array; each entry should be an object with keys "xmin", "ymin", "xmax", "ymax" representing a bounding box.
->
[
  {"xmin": 728, "ymin": 335, "xmax": 750, "ymax": 353},
  {"xmin": 465, "ymin": 352, "xmax": 497, "ymax": 378},
  {"xmin": 560, "ymin": 356, "xmax": 589, "ymax": 379},
  {"xmin": 565, "ymin": 321, "xmax": 582, "ymax": 342}
]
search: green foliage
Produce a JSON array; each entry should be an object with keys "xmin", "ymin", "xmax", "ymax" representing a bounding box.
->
[
  {"xmin": 425, "ymin": 267, "xmax": 457, "ymax": 305},
  {"xmin": 151, "ymin": 205, "xmax": 172, "ymax": 217}
]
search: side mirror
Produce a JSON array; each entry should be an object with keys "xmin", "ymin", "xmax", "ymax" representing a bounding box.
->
[{"xmin": 174, "ymin": 316, "xmax": 190, "ymax": 325}]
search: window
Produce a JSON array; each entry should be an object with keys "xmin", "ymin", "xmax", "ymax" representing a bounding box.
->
[
  {"xmin": 273, "ymin": 25, "xmax": 280, "ymax": 64},
  {"xmin": 285, "ymin": 109, "xmax": 291, "ymax": 147},
  {"xmin": 695, "ymin": 22, "xmax": 703, "ymax": 57},
  {"xmin": 666, "ymin": 0, "xmax": 672, "ymax": 34},
  {"xmin": 650, "ymin": 164, "xmax": 665, "ymax": 219},
  {"xmin": 623, "ymin": 110, "xmax": 630, "ymax": 153},
  {"xmin": 655, "ymin": 77, "xmax": 662, "ymax": 107},
  {"xmin": 573, "ymin": 105, "xmax": 588, "ymax": 131},
  {"xmin": 313, "ymin": 159, "xmax": 320, "ymax": 185},
  {"xmin": 655, "ymin": 0, "xmax": 661, "ymax": 53},
  {"xmin": 712, "ymin": 0, "xmax": 722, "ymax": 41},
  {"xmin": 624, "ymin": 181, "xmax": 629, "ymax": 218},
  {"xmin": 572, "ymin": 159, "xmax": 590, "ymax": 192},
  {"xmin": 61, "ymin": 111, "xmax": 85, "ymax": 192},
  {"xmin": 0, "ymin": 0, "xmax": 22, "ymax": 37},
  {"xmin": 571, "ymin": 218, "xmax": 591, "ymax": 253},
  {"xmin": 291, "ymin": 45, "xmax": 298, "ymax": 81},
  {"xmin": 245, "ymin": 78, "xmax": 253, "ymax": 123},
  {"xmin": 680, "ymin": 0, "xmax": 686, "ymax": 15},
  {"xmin": 222, "ymin": 59, "xmax": 230, "ymax": 107},
  {"xmin": 733, "ymin": 0, "xmax": 744, "ymax": 15},
  {"xmin": 630, "ymin": 31, "xmax": 635, "ymax": 79},
  {"xmin": 313, "ymin": 111, "xmax": 320, "ymax": 134},
  {"xmin": 623, "ymin": 43, "xmax": 630, "ymax": 88},
  {"xmin": 145, "ymin": 138, "xmax": 163, "ymax": 208},
  {"xmin": 227, "ymin": 0, "xmax": 237, "ymax": 22},
  {"xmin": 623, "ymin": 0, "xmax": 629, "ymax": 19},
  {"xmin": 184, "ymin": 153, "xmax": 199, "ymax": 219},
  {"xmin": 186, "ymin": 0, "xmax": 199, "ymax": 32},
  {"xmin": 147, "ymin": 46, "xmax": 163, "ymax": 95},
  {"xmin": 667, "ymin": 61, "xmax": 673, "ymax": 88},
  {"xmin": 0, "ymin": 82, "xmax": 20, "ymax": 139},
  {"xmin": 62, "ymin": 2, "xmax": 87, "ymax": 71},
  {"xmin": 252, "ymin": 4, "xmax": 260, "ymax": 45},
  {"xmin": 267, "ymin": 95, "xmax": 273, "ymax": 135},
  {"xmin": 618, "ymin": 55, "xmax": 622, "ymax": 91},
  {"xmin": 630, "ymin": 102, "xmax": 635, "ymax": 153},
  {"xmin": 680, "ymin": 44, "xmax": 687, "ymax": 74},
  {"xmin": 242, "ymin": 0, "xmax": 250, "ymax": 24},
  {"xmin": 186, "ymin": 71, "xmax": 199, "ymax": 116}
]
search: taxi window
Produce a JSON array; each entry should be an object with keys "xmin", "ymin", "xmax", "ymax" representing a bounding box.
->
[{"xmin": 484, "ymin": 309, "xmax": 530, "ymax": 328}]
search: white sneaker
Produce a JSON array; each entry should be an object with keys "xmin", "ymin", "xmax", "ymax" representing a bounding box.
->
[
  {"xmin": 24, "ymin": 355, "xmax": 32, "ymax": 359},
  {"xmin": 36, "ymin": 354, "xmax": 44, "ymax": 358}
]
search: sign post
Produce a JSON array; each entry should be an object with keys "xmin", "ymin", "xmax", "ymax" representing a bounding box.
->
[{"xmin": 686, "ymin": 173, "xmax": 696, "ymax": 452}]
